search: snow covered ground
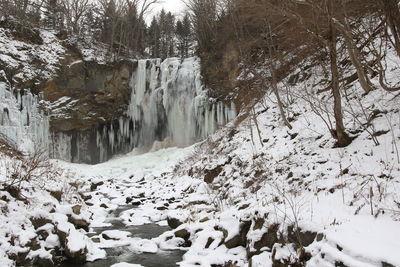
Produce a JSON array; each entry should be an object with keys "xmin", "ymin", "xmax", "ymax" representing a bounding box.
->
[
  {"xmin": 1, "ymin": 14, "xmax": 400, "ymax": 267},
  {"xmin": 1, "ymin": 77, "xmax": 400, "ymax": 266},
  {"xmin": 0, "ymin": 18, "xmax": 64, "ymax": 86},
  {"xmin": 0, "ymin": 145, "xmax": 195, "ymax": 266},
  {"xmin": 16, "ymin": 80, "xmax": 400, "ymax": 267},
  {"xmin": 155, "ymin": 47, "xmax": 400, "ymax": 266}
]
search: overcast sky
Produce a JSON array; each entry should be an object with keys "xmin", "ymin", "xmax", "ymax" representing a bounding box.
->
[{"xmin": 150, "ymin": 0, "xmax": 187, "ymax": 18}]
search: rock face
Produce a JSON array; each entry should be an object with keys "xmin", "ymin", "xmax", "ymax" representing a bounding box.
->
[
  {"xmin": 50, "ymin": 57, "xmax": 237, "ymax": 164},
  {"xmin": 44, "ymin": 57, "xmax": 136, "ymax": 133},
  {"xmin": 1, "ymin": 18, "xmax": 238, "ymax": 164},
  {"xmin": 0, "ymin": 18, "xmax": 43, "ymax": 46},
  {"xmin": 0, "ymin": 17, "xmax": 64, "ymax": 93}
]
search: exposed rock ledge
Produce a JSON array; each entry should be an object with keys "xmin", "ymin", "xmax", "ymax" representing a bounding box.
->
[
  {"xmin": 44, "ymin": 57, "xmax": 137, "ymax": 132},
  {"xmin": 0, "ymin": 18, "xmax": 138, "ymax": 134}
]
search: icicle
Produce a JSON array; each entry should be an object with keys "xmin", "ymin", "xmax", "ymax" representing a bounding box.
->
[
  {"xmin": 0, "ymin": 81, "xmax": 51, "ymax": 154},
  {"xmin": 50, "ymin": 56, "xmax": 238, "ymax": 163}
]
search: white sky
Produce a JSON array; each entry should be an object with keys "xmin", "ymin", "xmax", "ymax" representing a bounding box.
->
[{"xmin": 150, "ymin": 0, "xmax": 187, "ymax": 18}]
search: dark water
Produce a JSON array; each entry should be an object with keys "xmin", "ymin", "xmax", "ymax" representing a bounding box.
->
[
  {"xmin": 94, "ymin": 223, "xmax": 171, "ymax": 240},
  {"xmin": 59, "ymin": 205, "xmax": 185, "ymax": 267},
  {"xmin": 60, "ymin": 245, "xmax": 185, "ymax": 267}
]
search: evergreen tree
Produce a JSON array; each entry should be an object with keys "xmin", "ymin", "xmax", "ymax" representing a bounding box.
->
[
  {"xmin": 124, "ymin": 1, "xmax": 139, "ymax": 51},
  {"xmin": 148, "ymin": 16, "xmax": 161, "ymax": 58},
  {"xmin": 158, "ymin": 9, "xmax": 168, "ymax": 58},
  {"xmin": 100, "ymin": 0, "xmax": 117, "ymax": 48},
  {"xmin": 136, "ymin": 17, "xmax": 148, "ymax": 55},
  {"xmin": 165, "ymin": 12, "xmax": 176, "ymax": 57},
  {"xmin": 157, "ymin": 9, "xmax": 176, "ymax": 58},
  {"xmin": 176, "ymin": 14, "xmax": 192, "ymax": 58}
]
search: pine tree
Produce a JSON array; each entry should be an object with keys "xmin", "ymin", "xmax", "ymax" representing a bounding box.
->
[
  {"xmin": 124, "ymin": 1, "xmax": 139, "ymax": 51},
  {"xmin": 176, "ymin": 14, "xmax": 192, "ymax": 58},
  {"xmin": 148, "ymin": 16, "xmax": 161, "ymax": 58},
  {"xmin": 158, "ymin": 9, "xmax": 168, "ymax": 58},
  {"xmin": 165, "ymin": 12, "xmax": 176, "ymax": 57},
  {"xmin": 100, "ymin": 0, "xmax": 117, "ymax": 49}
]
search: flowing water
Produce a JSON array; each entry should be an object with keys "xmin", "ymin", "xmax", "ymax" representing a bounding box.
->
[{"xmin": 59, "ymin": 205, "xmax": 185, "ymax": 267}]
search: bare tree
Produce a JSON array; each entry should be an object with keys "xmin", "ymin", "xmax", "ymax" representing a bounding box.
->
[
  {"xmin": 380, "ymin": 0, "xmax": 400, "ymax": 58},
  {"xmin": 185, "ymin": 0, "xmax": 219, "ymax": 53},
  {"xmin": 262, "ymin": 0, "xmax": 352, "ymax": 146},
  {"xmin": 332, "ymin": 17, "xmax": 374, "ymax": 94},
  {"xmin": 265, "ymin": 21, "xmax": 293, "ymax": 130},
  {"xmin": 62, "ymin": 0, "xmax": 91, "ymax": 35},
  {"xmin": 326, "ymin": 1, "xmax": 351, "ymax": 147}
]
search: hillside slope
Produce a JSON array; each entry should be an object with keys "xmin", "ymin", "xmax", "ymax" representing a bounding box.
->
[
  {"xmin": 1, "ymin": 8, "xmax": 400, "ymax": 267},
  {"xmin": 156, "ymin": 47, "xmax": 400, "ymax": 266}
]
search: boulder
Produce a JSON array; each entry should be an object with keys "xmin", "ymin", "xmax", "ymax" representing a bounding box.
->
[
  {"xmin": 49, "ymin": 191, "xmax": 63, "ymax": 202},
  {"xmin": 174, "ymin": 229, "xmax": 190, "ymax": 240},
  {"xmin": 67, "ymin": 215, "xmax": 89, "ymax": 232},
  {"xmin": 204, "ymin": 166, "xmax": 223, "ymax": 184},
  {"xmin": 253, "ymin": 218, "xmax": 265, "ymax": 230},
  {"xmin": 205, "ymin": 237, "xmax": 214, "ymax": 249},
  {"xmin": 30, "ymin": 216, "xmax": 52, "ymax": 230},
  {"xmin": 33, "ymin": 256, "xmax": 55, "ymax": 267},
  {"xmin": 37, "ymin": 229, "xmax": 50, "ymax": 240},
  {"xmin": 91, "ymin": 237, "xmax": 101, "ymax": 243},
  {"xmin": 64, "ymin": 244, "xmax": 87, "ymax": 264},
  {"xmin": 100, "ymin": 203, "xmax": 109, "ymax": 209},
  {"xmin": 224, "ymin": 220, "xmax": 251, "ymax": 249},
  {"xmin": 64, "ymin": 232, "xmax": 88, "ymax": 264},
  {"xmin": 287, "ymin": 225, "xmax": 318, "ymax": 247},
  {"xmin": 90, "ymin": 181, "xmax": 104, "ymax": 191},
  {"xmin": 71, "ymin": 205, "xmax": 81, "ymax": 215},
  {"xmin": 9, "ymin": 250, "xmax": 30, "ymax": 266},
  {"xmin": 249, "ymin": 223, "xmax": 280, "ymax": 258},
  {"xmin": 271, "ymin": 243, "xmax": 306, "ymax": 267},
  {"xmin": 167, "ymin": 217, "xmax": 183, "ymax": 229},
  {"xmin": 126, "ymin": 196, "xmax": 141, "ymax": 205}
]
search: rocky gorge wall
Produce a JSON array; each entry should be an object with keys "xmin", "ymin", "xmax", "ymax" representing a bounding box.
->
[
  {"xmin": 49, "ymin": 57, "xmax": 237, "ymax": 164},
  {"xmin": 0, "ymin": 20, "xmax": 237, "ymax": 164},
  {"xmin": 0, "ymin": 53, "xmax": 236, "ymax": 164}
]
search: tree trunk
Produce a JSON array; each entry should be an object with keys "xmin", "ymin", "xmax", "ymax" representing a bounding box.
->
[
  {"xmin": 267, "ymin": 22, "xmax": 293, "ymax": 130},
  {"xmin": 273, "ymin": 84, "xmax": 293, "ymax": 130},
  {"xmin": 329, "ymin": 21, "xmax": 352, "ymax": 147},
  {"xmin": 333, "ymin": 19, "xmax": 374, "ymax": 94},
  {"xmin": 382, "ymin": 0, "xmax": 400, "ymax": 58},
  {"xmin": 252, "ymin": 107, "xmax": 264, "ymax": 147}
]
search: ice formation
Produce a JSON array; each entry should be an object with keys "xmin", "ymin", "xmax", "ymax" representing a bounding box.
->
[
  {"xmin": 0, "ymin": 71, "xmax": 50, "ymax": 153},
  {"xmin": 1, "ymin": 57, "xmax": 236, "ymax": 163},
  {"xmin": 96, "ymin": 57, "xmax": 236, "ymax": 163},
  {"xmin": 124, "ymin": 57, "xmax": 236, "ymax": 147},
  {"xmin": 52, "ymin": 57, "xmax": 236, "ymax": 163}
]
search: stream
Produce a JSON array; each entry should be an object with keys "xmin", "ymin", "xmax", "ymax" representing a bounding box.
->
[{"xmin": 59, "ymin": 205, "xmax": 185, "ymax": 267}]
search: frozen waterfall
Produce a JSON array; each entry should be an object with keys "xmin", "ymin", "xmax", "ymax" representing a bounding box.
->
[
  {"xmin": 0, "ymin": 71, "xmax": 51, "ymax": 153},
  {"xmin": 90, "ymin": 57, "xmax": 236, "ymax": 163},
  {"xmin": 0, "ymin": 57, "xmax": 236, "ymax": 164},
  {"xmin": 126, "ymin": 57, "xmax": 236, "ymax": 147}
]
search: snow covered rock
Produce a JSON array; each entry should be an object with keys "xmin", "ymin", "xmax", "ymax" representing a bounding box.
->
[
  {"xmin": 167, "ymin": 216, "xmax": 184, "ymax": 229},
  {"xmin": 111, "ymin": 263, "xmax": 144, "ymax": 267},
  {"xmin": 64, "ymin": 230, "xmax": 88, "ymax": 263},
  {"xmin": 130, "ymin": 239, "xmax": 158, "ymax": 254},
  {"xmin": 101, "ymin": 230, "xmax": 131, "ymax": 241}
]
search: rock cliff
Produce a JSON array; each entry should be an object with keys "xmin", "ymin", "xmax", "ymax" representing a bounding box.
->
[{"xmin": 44, "ymin": 58, "xmax": 137, "ymax": 133}]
